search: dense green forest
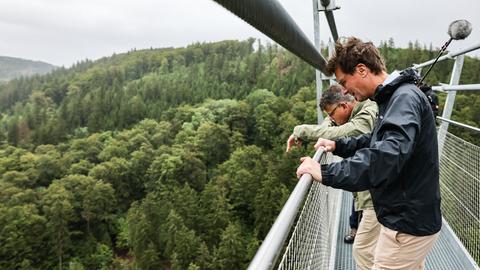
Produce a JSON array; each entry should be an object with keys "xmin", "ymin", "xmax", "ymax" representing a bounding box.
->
[
  {"xmin": 0, "ymin": 39, "xmax": 478, "ymax": 269},
  {"xmin": 0, "ymin": 56, "xmax": 56, "ymax": 83}
]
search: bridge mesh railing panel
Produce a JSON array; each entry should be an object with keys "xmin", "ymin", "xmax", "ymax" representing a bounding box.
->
[
  {"xmin": 438, "ymin": 128, "xmax": 480, "ymax": 265},
  {"xmin": 278, "ymin": 153, "xmax": 341, "ymax": 270}
]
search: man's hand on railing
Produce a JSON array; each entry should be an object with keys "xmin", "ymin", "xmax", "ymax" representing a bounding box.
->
[
  {"xmin": 314, "ymin": 138, "xmax": 336, "ymax": 152},
  {"xmin": 286, "ymin": 134, "xmax": 303, "ymax": 152},
  {"xmin": 296, "ymin": 157, "xmax": 323, "ymax": 182}
]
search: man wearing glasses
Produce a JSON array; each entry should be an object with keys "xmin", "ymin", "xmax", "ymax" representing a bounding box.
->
[
  {"xmin": 286, "ymin": 84, "xmax": 380, "ymax": 270},
  {"xmin": 286, "ymin": 84, "xmax": 377, "ymax": 147}
]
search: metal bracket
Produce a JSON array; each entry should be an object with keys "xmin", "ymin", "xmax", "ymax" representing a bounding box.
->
[{"xmin": 318, "ymin": 0, "xmax": 340, "ymax": 11}]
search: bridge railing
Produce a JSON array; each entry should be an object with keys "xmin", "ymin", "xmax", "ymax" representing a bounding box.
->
[
  {"xmin": 247, "ymin": 149, "xmax": 339, "ymax": 270},
  {"xmin": 277, "ymin": 153, "xmax": 340, "ymax": 270},
  {"xmin": 437, "ymin": 123, "xmax": 480, "ymax": 266}
]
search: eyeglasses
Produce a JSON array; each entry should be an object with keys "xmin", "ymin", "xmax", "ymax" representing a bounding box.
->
[{"xmin": 326, "ymin": 103, "xmax": 344, "ymax": 117}]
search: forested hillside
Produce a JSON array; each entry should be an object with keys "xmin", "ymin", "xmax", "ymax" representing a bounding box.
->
[
  {"xmin": 0, "ymin": 39, "xmax": 478, "ymax": 269},
  {"xmin": 0, "ymin": 56, "xmax": 56, "ymax": 83}
]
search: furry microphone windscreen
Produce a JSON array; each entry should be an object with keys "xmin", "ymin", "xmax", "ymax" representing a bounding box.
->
[{"xmin": 448, "ymin": 20, "xmax": 472, "ymax": 40}]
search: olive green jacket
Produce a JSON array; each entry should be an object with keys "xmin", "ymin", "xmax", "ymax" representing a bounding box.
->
[{"xmin": 293, "ymin": 99, "xmax": 378, "ymax": 210}]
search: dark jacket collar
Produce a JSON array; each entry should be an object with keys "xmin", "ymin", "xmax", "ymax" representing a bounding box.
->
[{"xmin": 372, "ymin": 68, "xmax": 419, "ymax": 104}]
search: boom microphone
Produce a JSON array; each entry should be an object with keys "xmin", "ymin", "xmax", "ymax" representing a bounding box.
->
[
  {"xmin": 418, "ymin": 19, "xmax": 472, "ymax": 85},
  {"xmin": 448, "ymin": 20, "xmax": 473, "ymax": 40}
]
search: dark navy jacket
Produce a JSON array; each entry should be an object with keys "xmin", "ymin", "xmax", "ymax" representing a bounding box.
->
[{"xmin": 322, "ymin": 69, "xmax": 442, "ymax": 236}]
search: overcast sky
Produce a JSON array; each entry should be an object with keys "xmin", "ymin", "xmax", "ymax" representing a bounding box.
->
[{"xmin": 1, "ymin": 0, "xmax": 478, "ymax": 67}]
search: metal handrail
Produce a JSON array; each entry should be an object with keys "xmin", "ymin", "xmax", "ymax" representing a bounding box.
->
[
  {"xmin": 432, "ymin": 83, "xmax": 480, "ymax": 92},
  {"xmin": 413, "ymin": 42, "xmax": 480, "ymax": 69},
  {"xmin": 247, "ymin": 148, "xmax": 327, "ymax": 270},
  {"xmin": 437, "ymin": 117, "xmax": 480, "ymax": 133}
]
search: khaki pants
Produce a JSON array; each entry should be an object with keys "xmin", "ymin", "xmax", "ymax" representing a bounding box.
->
[
  {"xmin": 353, "ymin": 209, "xmax": 381, "ymax": 270},
  {"xmin": 372, "ymin": 225, "xmax": 439, "ymax": 270}
]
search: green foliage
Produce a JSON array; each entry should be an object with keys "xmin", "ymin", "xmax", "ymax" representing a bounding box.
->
[
  {"xmin": 88, "ymin": 243, "xmax": 113, "ymax": 270},
  {"xmin": 127, "ymin": 194, "xmax": 167, "ymax": 269},
  {"xmin": 81, "ymin": 180, "xmax": 116, "ymax": 233},
  {"xmin": 89, "ymin": 157, "xmax": 134, "ymax": 210},
  {"xmin": 195, "ymin": 122, "xmax": 231, "ymax": 168},
  {"xmin": 0, "ymin": 204, "xmax": 47, "ymax": 269},
  {"xmin": 198, "ymin": 181, "xmax": 232, "ymax": 245},
  {"xmin": 146, "ymin": 148, "xmax": 207, "ymax": 192},
  {"xmin": 213, "ymin": 222, "xmax": 248, "ymax": 270},
  {"xmin": 253, "ymin": 172, "xmax": 290, "ymax": 238},
  {"xmin": 67, "ymin": 259, "xmax": 85, "ymax": 270},
  {"xmin": 42, "ymin": 182, "xmax": 75, "ymax": 270},
  {"xmin": 216, "ymin": 145, "xmax": 266, "ymax": 226},
  {"xmin": 165, "ymin": 210, "xmax": 204, "ymax": 270}
]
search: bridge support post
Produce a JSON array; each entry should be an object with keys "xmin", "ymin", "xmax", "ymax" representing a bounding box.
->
[
  {"xmin": 438, "ymin": 55, "xmax": 464, "ymax": 154},
  {"xmin": 312, "ymin": 0, "xmax": 324, "ymax": 124}
]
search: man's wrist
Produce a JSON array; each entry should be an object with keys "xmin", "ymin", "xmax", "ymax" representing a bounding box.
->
[
  {"xmin": 292, "ymin": 126, "xmax": 301, "ymax": 140},
  {"xmin": 332, "ymin": 139, "xmax": 343, "ymax": 154},
  {"xmin": 293, "ymin": 125, "xmax": 309, "ymax": 142}
]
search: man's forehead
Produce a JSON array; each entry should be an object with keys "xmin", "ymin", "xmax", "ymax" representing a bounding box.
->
[
  {"xmin": 324, "ymin": 103, "xmax": 336, "ymax": 110},
  {"xmin": 334, "ymin": 68, "xmax": 346, "ymax": 80},
  {"xmin": 334, "ymin": 68, "xmax": 343, "ymax": 78}
]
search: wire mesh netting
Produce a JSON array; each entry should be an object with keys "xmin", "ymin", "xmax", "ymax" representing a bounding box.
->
[
  {"xmin": 278, "ymin": 153, "xmax": 341, "ymax": 270},
  {"xmin": 438, "ymin": 128, "xmax": 480, "ymax": 265},
  {"xmin": 276, "ymin": 129, "xmax": 480, "ymax": 269}
]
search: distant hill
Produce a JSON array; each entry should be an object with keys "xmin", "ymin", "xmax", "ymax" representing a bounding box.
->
[{"xmin": 0, "ymin": 56, "xmax": 56, "ymax": 82}]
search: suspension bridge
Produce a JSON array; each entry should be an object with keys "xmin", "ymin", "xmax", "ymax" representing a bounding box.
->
[{"xmin": 212, "ymin": 0, "xmax": 480, "ymax": 269}]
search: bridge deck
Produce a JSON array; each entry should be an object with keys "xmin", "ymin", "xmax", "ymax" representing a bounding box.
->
[{"xmin": 334, "ymin": 191, "xmax": 479, "ymax": 270}]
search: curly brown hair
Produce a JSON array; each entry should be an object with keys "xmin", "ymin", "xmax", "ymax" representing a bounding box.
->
[{"xmin": 326, "ymin": 37, "xmax": 386, "ymax": 76}]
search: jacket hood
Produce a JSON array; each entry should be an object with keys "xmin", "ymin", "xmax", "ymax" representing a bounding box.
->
[{"xmin": 373, "ymin": 68, "xmax": 419, "ymax": 104}]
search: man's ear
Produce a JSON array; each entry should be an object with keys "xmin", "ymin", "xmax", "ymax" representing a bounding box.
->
[{"xmin": 356, "ymin": 63, "xmax": 368, "ymax": 78}]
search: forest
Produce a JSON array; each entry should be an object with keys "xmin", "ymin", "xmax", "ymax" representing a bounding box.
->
[{"xmin": 0, "ymin": 39, "xmax": 478, "ymax": 269}]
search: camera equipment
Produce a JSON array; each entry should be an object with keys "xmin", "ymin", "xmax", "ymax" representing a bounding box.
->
[{"xmin": 418, "ymin": 20, "xmax": 472, "ymax": 85}]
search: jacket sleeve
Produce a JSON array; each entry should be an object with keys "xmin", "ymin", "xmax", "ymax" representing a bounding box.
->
[
  {"xmin": 322, "ymin": 89, "xmax": 421, "ymax": 192},
  {"xmin": 293, "ymin": 119, "xmax": 334, "ymax": 142},
  {"xmin": 333, "ymin": 133, "xmax": 372, "ymax": 158},
  {"xmin": 293, "ymin": 102, "xmax": 377, "ymax": 141}
]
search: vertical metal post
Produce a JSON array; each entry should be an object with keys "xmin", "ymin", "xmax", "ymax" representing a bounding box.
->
[
  {"xmin": 438, "ymin": 55, "xmax": 464, "ymax": 154},
  {"xmin": 312, "ymin": 0, "xmax": 324, "ymax": 124},
  {"xmin": 328, "ymin": 40, "xmax": 335, "ymax": 85}
]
